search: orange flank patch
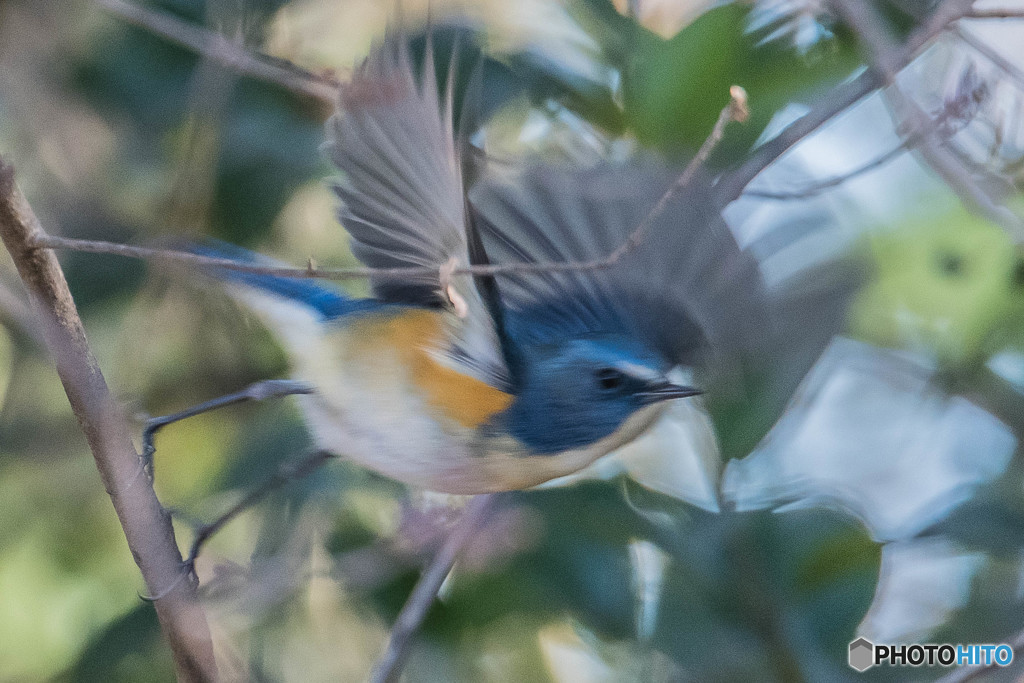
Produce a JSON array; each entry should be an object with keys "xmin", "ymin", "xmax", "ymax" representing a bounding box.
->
[{"xmin": 353, "ymin": 309, "xmax": 513, "ymax": 429}]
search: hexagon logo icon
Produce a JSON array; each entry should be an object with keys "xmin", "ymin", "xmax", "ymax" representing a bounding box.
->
[{"xmin": 849, "ymin": 637, "xmax": 874, "ymax": 672}]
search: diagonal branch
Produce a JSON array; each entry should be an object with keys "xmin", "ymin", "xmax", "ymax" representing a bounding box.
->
[
  {"xmin": 741, "ymin": 62, "xmax": 990, "ymax": 201},
  {"xmin": 715, "ymin": 71, "xmax": 879, "ymax": 205},
  {"xmin": 954, "ymin": 24, "xmax": 1024, "ymax": 92},
  {"xmin": 369, "ymin": 494, "xmax": 497, "ymax": 683},
  {"xmin": 165, "ymin": 449, "xmax": 335, "ymax": 596},
  {"xmin": 742, "ymin": 141, "xmax": 907, "ymax": 200},
  {"xmin": 716, "ymin": 0, "xmax": 981, "ymax": 205},
  {"xmin": 965, "ymin": 8, "xmax": 1024, "ymax": 18},
  {"xmin": 828, "ymin": 0, "xmax": 1024, "ymax": 241},
  {"xmin": 0, "ymin": 158, "xmax": 218, "ymax": 682},
  {"xmin": 141, "ymin": 379, "xmax": 314, "ymax": 477},
  {"xmin": 95, "ymin": 0, "xmax": 340, "ymax": 104}
]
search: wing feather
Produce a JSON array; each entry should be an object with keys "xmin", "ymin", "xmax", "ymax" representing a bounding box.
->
[
  {"xmin": 469, "ymin": 162, "xmax": 768, "ymax": 366},
  {"xmin": 324, "ymin": 33, "xmax": 509, "ymax": 384}
]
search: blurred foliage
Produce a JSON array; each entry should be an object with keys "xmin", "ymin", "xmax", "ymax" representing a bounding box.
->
[
  {"xmin": 849, "ymin": 205, "xmax": 1024, "ymax": 370},
  {"xmin": 618, "ymin": 3, "xmax": 859, "ymax": 163},
  {"xmin": 2, "ymin": 0, "xmax": 1024, "ymax": 681},
  {"xmin": 74, "ymin": 0, "xmax": 329, "ymax": 246}
]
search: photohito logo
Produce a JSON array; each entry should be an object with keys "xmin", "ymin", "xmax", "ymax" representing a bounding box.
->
[{"xmin": 848, "ymin": 637, "xmax": 1014, "ymax": 672}]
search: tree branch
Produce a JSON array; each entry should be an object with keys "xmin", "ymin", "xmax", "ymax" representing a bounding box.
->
[
  {"xmin": 743, "ymin": 134, "xmax": 907, "ymax": 200},
  {"xmin": 954, "ymin": 24, "xmax": 1024, "ymax": 92},
  {"xmin": 716, "ymin": 71, "xmax": 879, "ymax": 205},
  {"xmin": 170, "ymin": 449, "xmax": 335, "ymax": 593},
  {"xmin": 141, "ymin": 379, "xmax": 314, "ymax": 477},
  {"xmin": 828, "ymin": 0, "xmax": 1024, "ymax": 240},
  {"xmin": 742, "ymin": 57, "xmax": 987, "ymax": 201},
  {"xmin": 369, "ymin": 494, "xmax": 496, "ymax": 683},
  {"xmin": 0, "ymin": 158, "xmax": 218, "ymax": 682},
  {"xmin": 965, "ymin": 8, "xmax": 1024, "ymax": 18},
  {"xmin": 716, "ymin": 0, "xmax": 980, "ymax": 205},
  {"xmin": 95, "ymin": 0, "xmax": 340, "ymax": 104}
]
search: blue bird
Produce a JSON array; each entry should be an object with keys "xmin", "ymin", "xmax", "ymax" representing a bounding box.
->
[{"xmin": 200, "ymin": 34, "xmax": 766, "ymax": 494}]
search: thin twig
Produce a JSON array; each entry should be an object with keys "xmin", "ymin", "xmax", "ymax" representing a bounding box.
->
[
  {"xmin": 369, "ymin": 494, "xmax": 496, "ymax": 683},
  {"xmin": 742, "ymin": 73, "xmax": 985, "ymax": 202},
  {"xmin": 95, "ymin": 0, "xmax": 340, "ymax": 104},
  {"xmin": 904, "ymin": 100, "xmax": 1024, "ymax": 240},
  {"xmin": 142, "ymin": 379, "xmax": 315, "ymax": 476},
  {"xmin": 743, "ymin": 140, "xmax": 906, "ymax": 200},
  {"xmin": 954, "ymin": 24, "xmax": 1024, "ymax": 92},
  {"xmin": 0, "ymin": 158, "xmax": 218, "ymax": 681},
  {"xmin": 965, "ymin": 8, "xmax": 1024, "ymax": 18},
  {"xmin": 829, "ymin": 0, "xmax": 1024, "ymax": 241},
  {"xmin": 181, "ymin": 449, "xmax": 335, "ymax": 578},
  {"xmin": 32, "ymin": 87, "xmax": 748, "ymax": 283},
  {"xmin": 716, "ymin": 71, "xmax": 878, "ymax": 205},
  {"xmin": 716, "ymin": 0, "xmax": 979, "ymax": 205},
  {"xmin": 597, "ymin": 85, "xmax": 748, "ymax": 266},
  {"xmin": 32, "ymin": 234, "xmax": 410, "ymax": 280}
]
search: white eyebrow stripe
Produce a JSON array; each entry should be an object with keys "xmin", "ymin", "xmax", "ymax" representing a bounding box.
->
[{"xmin": 613, "ymin": 361, "xmax": 661, "ymax": 381}]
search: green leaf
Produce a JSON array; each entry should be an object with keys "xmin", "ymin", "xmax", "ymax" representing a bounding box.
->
[
  {"xmin": 849, "ymin": 205, "xmax": 1024, "ymax": 369},
  {"xmin": 621, "ymin": 3, "xmax": 859, "ymax": 164}
]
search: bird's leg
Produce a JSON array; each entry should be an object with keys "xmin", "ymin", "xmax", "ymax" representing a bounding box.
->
[
  {"xmin": 140, "ymin": 448, "xmax": 335, "ymax": 600},
  {"xmin": 140, "ymin": 379, "xmax": 315, "ymax": 477},
  {"xmin": 132, "ymin": 379, "xmax": 320, "ymax": 597},
  {"xmin": 183, "ymin": 448, "xmax": 334, "ymax": 571}
]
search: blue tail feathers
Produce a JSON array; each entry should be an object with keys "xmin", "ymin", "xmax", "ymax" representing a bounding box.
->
[{"xmin": 190, "ymin": 240, "xmax": 383, "ymax": 320}]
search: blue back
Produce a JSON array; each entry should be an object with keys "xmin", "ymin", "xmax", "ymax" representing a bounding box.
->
[{"xmin": 193, "ymin": 242, "xmax": 386, "ymax": 320}]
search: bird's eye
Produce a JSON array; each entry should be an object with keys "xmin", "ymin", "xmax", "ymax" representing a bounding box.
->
[{"xmin": 595, "ymin": 368, "xmax": 623, "ymax": 391}]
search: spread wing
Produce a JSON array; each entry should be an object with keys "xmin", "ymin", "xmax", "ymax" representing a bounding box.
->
[
  {"xmin": 324, "ymin": 34, "xmax": 508, "ymax": 385},
  {"xmin": 469, "ymin": 162, "xmax": 768, "ymax": 368}
]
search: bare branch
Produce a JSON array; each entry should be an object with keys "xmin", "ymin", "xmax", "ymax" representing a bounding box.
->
[
  {"xmin": 716, "ymin": 72, "xmax": 880, "ymax": 205},
  {"xmin": 589, "ymin": 86, "xmax": 748, "ymax": 268},
  {"xmin": 182, "ymin": 449, "xmax": 335, "ymax": 578},
  {"xmin": 135, "ymin": 384, "xmax": 329, "ymax": 599},
  {"xmin": 0, "ymin": 158, "xmax": 218, "ymax": 681},
  {"xmin": 828, "ymin": 0, "xmax": 1024, "ymax": 241},
  {"xmin": 369, "ymin": 494, "xmax": 496, "ymax": 683},
  {"xmin": 965, "ymin": 8, "xmax": 1024, "ymax": 18},
  {"xmin": 95, "ymin": 0, "xmax": 340, "ymax": 104},
  {"xmin": 743, "ymin": 140, "xmax": 906, "ymax": 200},
  {"xmin": 954, "ymin": 24, "xmax": 1024, "ymax": 92},
  {"xmin": 32, "ymin": 234, "xmax": 390, "ymax": 279},
  {"xmin": 716, "ymin": 0, "xmax": 979, "ymax": 205},
  {"xmin": 742, "ymin": 68, "xmax": 985, "ymax": 201},
  {"xmin": 142, "ymin": 379, "xmax": 314, "ymax": 477},
  {"xmin": 33, "ymin": 87, "xmax": 747, "ymax": 284}
]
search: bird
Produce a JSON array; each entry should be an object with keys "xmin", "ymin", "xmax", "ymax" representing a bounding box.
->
[{"xmin": 197, "ymin": 32, "xmax": 767, "ymax": 495}]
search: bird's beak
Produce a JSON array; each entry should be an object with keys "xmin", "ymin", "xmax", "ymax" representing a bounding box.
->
[{"xmin": 638, "ymin": 380, "xmax": 703, "ymax": 404}]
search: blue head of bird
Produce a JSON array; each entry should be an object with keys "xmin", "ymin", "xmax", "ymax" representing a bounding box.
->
[{"xmin": 498, "ymin": 334, "xmax": 700, "ymax": 454}]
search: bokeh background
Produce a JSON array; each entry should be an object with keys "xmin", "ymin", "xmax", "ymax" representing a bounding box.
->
[{"xmin": 2, "ymin": 0, "xmax": 1024, "ymax": 680}]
